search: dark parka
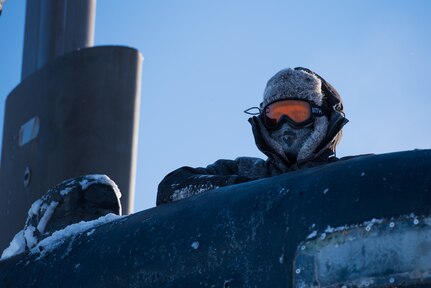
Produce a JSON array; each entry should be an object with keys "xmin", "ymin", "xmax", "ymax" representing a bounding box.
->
[{"xmin": 156, "ymin": 68, "xmax": 348, "ymax": 206}]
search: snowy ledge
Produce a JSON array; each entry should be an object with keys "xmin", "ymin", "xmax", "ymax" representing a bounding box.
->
[{"xmin": 1, "ymin": 213, "xmax": 124, "ymax": 261}]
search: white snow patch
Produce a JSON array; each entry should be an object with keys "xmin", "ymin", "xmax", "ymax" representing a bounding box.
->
[
  {"xmin": 323, "ymin": 188, "xmax": 330, "ymax": 194},
  {"xmin": 32, "ymin": 213, "xmax": 123, "ymax": 257},
  {"xmin": 1, "ymin": 232, "xmax": 26, "ymax": 260},
  {"xmin": 279, "ymin": 187, "xmax": 289, "ymax": 194},
  {"xmin": 361, "ymin": 172, "xmax": 365, "ymax": 177},
  {"xmin": 36, "ymin": 201, "xmax": 59, "ymax": 233},
  {"xmin": 191, "ymin": 241, "xmax": 200, "ymax": 250},
  {"xmin": 79, "ymin": 175, "xmax": 121, "ymax": 199},
  {"xmin": 28, "ymin": 199, "xmax": 43, "ymax": 217},
  {"xmin": 60, "ymin": 187, "xmax": 74, "ymax": 196},
  {"xmin": 279, "ymin": 254, "xmax": 284, "ymax": 264},
  {"xmin": 86, "ymin": 229, "xmax": 96, "ymax": 236},
  {"xmin": 24, "ymin": 226, "xmax": 38, "ymax": 249},
  {"xmin": 306, "ymin": 230, "xmax": 317, "ymax": 239}
]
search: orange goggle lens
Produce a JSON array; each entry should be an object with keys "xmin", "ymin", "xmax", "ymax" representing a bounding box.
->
[{"xmin": 265, "ymin": 100, "xmax": 312, "ymax": 124}]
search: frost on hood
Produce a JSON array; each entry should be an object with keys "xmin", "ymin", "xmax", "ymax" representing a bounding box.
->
[
  {"xmin": 295, "ymin": 214, "xmax": 431, "ymax": 288},
  {"xmin": 1, "ymin": 174, "xmax": 122, "ymax": 261}
]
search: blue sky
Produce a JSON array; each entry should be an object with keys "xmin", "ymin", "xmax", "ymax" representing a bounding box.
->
[{"xmin": 1, "ymin": 1, "xmax": 431, "ymax": 212}]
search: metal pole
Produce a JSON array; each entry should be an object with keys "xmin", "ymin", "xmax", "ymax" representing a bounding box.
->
[
  {"xmin": 0, "ymin": 0, "xmax": 141, "ymax": 251},
  {"xmin": 21, "ymin": 0, "xmax": 96, "ymax": 80}
]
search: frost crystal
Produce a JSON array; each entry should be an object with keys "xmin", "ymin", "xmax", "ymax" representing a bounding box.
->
[
  {"xmin": 306, "ymin": 231, "xmax": 317, "ymax": 239},
  {"xmin": 279, "ymin": 254, "xmax": 284, "ymax": 264},
  {"xmin": 171, "ymin": 183, "xmax": 219, "ymax": 202},
  {"xmin": 191, "ymin": 241, "xmax": 200, "ymax": 250},
  {"xmin": 32, "ymin": 213, "xmax": 123, "ymax": 257}
]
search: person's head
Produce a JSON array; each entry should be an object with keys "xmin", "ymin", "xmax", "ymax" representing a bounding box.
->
[{"xmin": 259, "ymin": 67, "xmax": 345, "ymax": 163}]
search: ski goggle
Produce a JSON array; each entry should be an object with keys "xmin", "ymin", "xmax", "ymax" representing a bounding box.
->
[{"xmin": 262, "ymin": 99, "xmax": 325, "ymax": 130}]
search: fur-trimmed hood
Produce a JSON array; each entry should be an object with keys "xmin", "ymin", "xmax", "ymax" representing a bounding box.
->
[{"xmin": 249, "ymin": 67, "xmax": 349, "ymax": 171}]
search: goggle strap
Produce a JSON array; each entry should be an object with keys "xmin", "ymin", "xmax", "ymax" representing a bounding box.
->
[{"xmin": 244, "ymin": 107, "xmax": 261, "ymax": 116}]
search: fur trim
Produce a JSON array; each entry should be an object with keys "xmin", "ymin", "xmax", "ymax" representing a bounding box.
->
[
  {"xmin": 258, "ymin": 119, "xmax": 286, "ymax": 158},
  {"xmin": 297, "ymin": 116, "xmax": 328, "ymax": 162},
  {"xmin": 263, "ymin": 68, "xmax": 324, "ymax": 108}
]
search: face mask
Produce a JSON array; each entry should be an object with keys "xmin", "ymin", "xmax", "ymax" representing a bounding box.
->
[{"xmin": 269, "ymin": 121, "xmax": 313, "ymax": 161}]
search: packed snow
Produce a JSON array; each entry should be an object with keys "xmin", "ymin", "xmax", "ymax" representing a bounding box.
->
[
  {"xmin": 32, "ymin": 213, "xmax": 123, "ymax": 257},
  {"xmin": 1, "ymin": 174, "xmax": 123, "ymax": 261},
  {"xmin": 1, "ymin": 213, "xmax": 123, "ymax": 260},
  {"xmin": 36, "ymin": 201, "xmax": 59, "ymax": 233},
  {"xmin": 79, "ymin": 175, "xmax": 122, "ymax": 199}
]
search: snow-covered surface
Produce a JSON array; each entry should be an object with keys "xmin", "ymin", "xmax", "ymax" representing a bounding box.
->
[
  {"xmin": 1, "ymin": 213, "xmax": 123, "ymax": 260},
  {"xmin": 1, "ymin": 174, "xmax": 123, "ymax": 261},
  {"xmin": 78, "ymin": 174, "xmax": 122, "ymax": 200},
  {"xmin": 32, "ymin": 213, "xmax": 123, "ymax": 258},
  {"xmin": 2, "ymin": 231, "xmax": 26, "ymax": 260},
  {"xmin": 36, "ymin": 201, "xmax": 59, "ymax": 233},
  {"xmin": 306, "ymin": 217, "xmax": 386, "ymax": 241},
  {"xmin": 57, "ymin": 174, "xmax": 121, "ymax": 199},
  {"xmin": 297, "ymin": 213, "xmax": 431, "ymax": 288}
]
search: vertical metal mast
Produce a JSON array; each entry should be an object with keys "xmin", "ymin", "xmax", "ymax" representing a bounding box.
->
[
  {"xmin": 0, "ymin": 0, "xmax": 142, "ymax": 251},
  {"xmin": 21, "ymin": 0, "xmax": 96, "ymax": 80}
]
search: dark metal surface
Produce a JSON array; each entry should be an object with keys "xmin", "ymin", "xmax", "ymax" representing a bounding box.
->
[
  {"xmin": 0, "ymin": 46, "xmax": 142, "ymax": 251},
  {"xmin": 21, "ymin": 0, "xmax": 96, "ymax": 80},
  {"xmin": 0, "ymin": 149, "xmax": 430, "ymax": 287}
]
